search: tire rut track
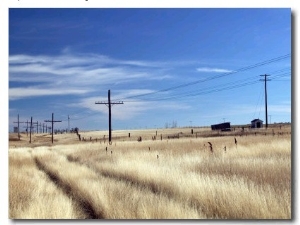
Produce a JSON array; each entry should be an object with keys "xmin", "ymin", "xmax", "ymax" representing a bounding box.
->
[
  {"xmin": 34, "ymin": 157, "xmax": 104, "ymax": 219},
  {"xmin": 65, "ymin": 154, "xmax": 207, "ymax": 217},
  {"xmin": 66, "ymin": 154, "xmax": 164, "ymax": 195}
]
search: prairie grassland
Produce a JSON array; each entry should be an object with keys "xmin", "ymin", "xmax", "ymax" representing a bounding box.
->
[
  {"xmin": 9, "ymin": 148, "xmax": 86, "ymax": 219},
  {"xmin": 9, "ymin": 127, "xmax": 291, "ymax": 219}
]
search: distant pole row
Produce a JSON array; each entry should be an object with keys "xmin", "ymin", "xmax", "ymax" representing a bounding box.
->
[
  {"xmin": 13, "ymin": 113, "xmax": 62, "ymax": 144},
  {"xmin": 13, "ymin": 115, "xmax": 50, "ymax": 137}
]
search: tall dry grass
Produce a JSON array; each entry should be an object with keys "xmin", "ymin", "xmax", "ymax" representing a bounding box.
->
[
  {"xmin": 9, "ymin": 148, "xmax": 85, "ymax": 219},
  {"xmin": 30, "ymin": 148, "xmax": 205, "ymax": 219},
  {"xmin": 9, "ymin": 131, "xmax": 291, "ymax": 219}
]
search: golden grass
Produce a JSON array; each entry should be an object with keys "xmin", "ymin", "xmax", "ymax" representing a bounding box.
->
[
  {"xmin": 9, "ymin": 127, "xmax": 291, "ymax": 219},
  {"xmin": 9, "ymin": 149, "xmax": 85, "ymax": 219}
]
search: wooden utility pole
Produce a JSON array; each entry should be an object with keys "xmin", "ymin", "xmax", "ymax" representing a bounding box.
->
[
  {"xmin": 260, "ymin": 74, "xmax": 271, "ymax": 129},
  {"xmin": 68, "ymin": 115, "xmax": 70, "ymax": 133},
  {"xmin": 28, "ymin": 120, "xmax": 38, "ymax": 142},
  {"xmin": 24, "ymin": 120, "xmax": 30, "ymax": 136},
  {"xmin": 38, "ymin": 122, "xmax": 42, "ymax": 133},
  {"xmin": 29, "ymin": 117, "xmax": 33, "ymax": 143},
  {"xmin": 32, "ymin": 121, "xmax": 38, "ymax": 133},
  {"xmin": 44, "ymin": 113, "xmax": 62, "ymax": 144},
  {"xmin": 13, "ymin": 114, "xmax": 24, "ymax": 140},
  {"xmin": 95, "ymin": 90, "xmax": 124, "ymax": 143}
]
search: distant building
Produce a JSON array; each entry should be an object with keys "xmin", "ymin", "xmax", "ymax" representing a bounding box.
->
[
  {"xmin": 211, "ymin": 122, "xmax": 231, "ymax": 131},
  {"xmin": 251, "ymin": 119, "xmax": 263, "ymax": 128}
]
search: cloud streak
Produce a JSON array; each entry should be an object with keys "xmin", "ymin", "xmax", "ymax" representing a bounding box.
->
[
  {"xmin": 9, "ymin": 87, "xmax": 89, "ymax": 100},
  {"xmin": 68, "ymin": 89, "xmax": 191, "ymax": 121},
  {"xmin": 196, "ymin": 67, "xmax": 234, "ymax": 73},
  {"xmin": 9, "ymin": 53, "xmax": 173, "ymax": 100}
]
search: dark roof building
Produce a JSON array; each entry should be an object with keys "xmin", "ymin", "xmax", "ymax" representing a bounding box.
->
[
  {"xmin": 211, "ymin": 122, "xmax": 231, "ymax": 131},
  {"xmin": 251, "ymin": 119, "xmax": 263, "ymax": 128}
]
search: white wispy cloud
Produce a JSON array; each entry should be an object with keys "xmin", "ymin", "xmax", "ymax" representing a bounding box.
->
[
  {"xmin": 9, "ymin": 53, "xmax": 173, "ymax": 100},
  {"xmin": 68, "ymin": 89, "xmax": 190, "ymax": 121},
  {"xmin": 70, "ymin": 96, "xmax": 151, "ymax": 120},
  {"xmin": 9, "ymin": 87, "xmax": 89, "ymax": 100},
  {"xmin": 196, "ymin": 67, "xmax": 234, "ymax": 73}
]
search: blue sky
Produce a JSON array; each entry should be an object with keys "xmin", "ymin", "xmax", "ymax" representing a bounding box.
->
[{"xmin": 8, "ymin": 8, "xmax": 291, "ymax": 132}]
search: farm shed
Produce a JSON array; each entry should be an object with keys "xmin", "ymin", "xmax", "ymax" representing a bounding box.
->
[
  {"xmin": 211, "ymin": 122, "xmax": 231, "ymax": 131},
  {"xmin": 251, "ymin": 119, "xmax": 263, "ymax": 128}
]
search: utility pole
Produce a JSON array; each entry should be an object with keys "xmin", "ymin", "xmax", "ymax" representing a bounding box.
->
[
  {"xmin": 23, "ymin": 120, "xmax": 30, "ymax": 136},
  {"xmin": 260, "ymin": 74, "xmax": 271, "ymax": 129},
  {"xmin": 38, "ymin": 122, "xmax": 42, "ymax": 133},
  {"xmin": 13, "ymin": 114, "xmax": 24, "ymax": 140},
  {"xmin": 95, "ymin": 90, "xmax": 124, "ymax": 143},
  {"xmin": 31, "ymin": 121, "xmax": 38, "ymax": 133},
  {"xmin": 44, "ymin": 113, "xmax": 62, "ymax": 144},
  {"xmin": 68, "ymin": 115, "xmax": 70, "ymax": 133},
  {"xmin": 29, "ymin": 117, "xmax": 33, "ymax": 143},
  {"xmin": 24, "ymin": 120, "xmax": 30, "ymax": 137}
]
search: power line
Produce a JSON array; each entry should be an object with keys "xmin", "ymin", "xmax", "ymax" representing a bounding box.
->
[
  {"xmin": 55, "ymin": 54, "xmax": 290, "ymax": 123},
  {"xmin": 62, "ymin": 72, "xmax": 289, "ymax": 124},
  {"xmin": 253, "ymin": 83, "xmax": 264, "ymax": 119},
  {"xmin": 122, "ymin": 77, "xmax": 260, "ymax": 102},
  {"xmin": 113, "ymin": 54, "xmax": 290, "ymax": 101}
]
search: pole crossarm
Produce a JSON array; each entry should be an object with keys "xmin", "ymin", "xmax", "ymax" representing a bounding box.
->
[
  {"xmin": 95, "ymin": 101, "xmax": 124, "ymax": 107},
  {"xmin": 259, "ymin": 75, "xmax": 271, "ymax": 82}
]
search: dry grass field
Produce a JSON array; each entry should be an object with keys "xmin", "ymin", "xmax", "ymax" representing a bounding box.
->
[{"xmin": 9, "ymin": 125, "xmax": 291, "ymax": 219}]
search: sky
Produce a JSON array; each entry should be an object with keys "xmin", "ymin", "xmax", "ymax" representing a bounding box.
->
[{"xmin": 8, "ymin": 7, "xmax": 292, "ymax": 132}]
